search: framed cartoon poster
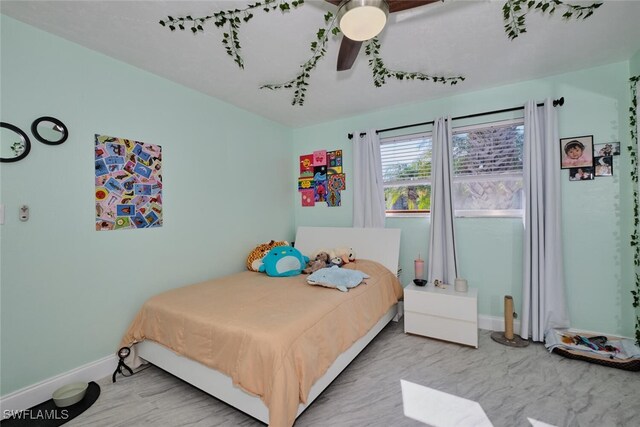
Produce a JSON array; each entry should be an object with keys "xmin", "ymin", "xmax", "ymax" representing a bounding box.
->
[
  {"xmin": 560, "ymin": 135, "xmax": 593, "ymax": 169},
  {"xmin": 95, "ymin": 134, "xmax": 162, "ymax": 230}
]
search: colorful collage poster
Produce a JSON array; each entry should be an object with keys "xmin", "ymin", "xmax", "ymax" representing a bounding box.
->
[
  {"xmin": 298, "ymin": 149, "xmax": 345, "ymax": 207},
  {"xmin": 95, "ymin": 134, "xmax": 162, "ymax": 230},
  {"xmin": 299, "ymin": 154, "xmax": 314, "ymax": 178}
]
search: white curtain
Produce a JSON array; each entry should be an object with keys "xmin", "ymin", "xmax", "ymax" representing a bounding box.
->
[
  {"xmin": 353, "ymin": 130, "xmax": 386, "ymax": 228},
  {"xmin": 521, "ymin": 99, "xmax": 570, "ymax": 342},
  {"xmin": 428, "ymin": 117, "xmax": 458, "ymax": 284}
]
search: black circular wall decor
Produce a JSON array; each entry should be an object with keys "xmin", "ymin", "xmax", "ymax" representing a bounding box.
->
[
  {"xmin": 0, "ymin": 122, "xmax": 32, "ymax": 163},
  {"xmin": 31, "ymin": 116, "xmax": 68, "ymax": 145}
]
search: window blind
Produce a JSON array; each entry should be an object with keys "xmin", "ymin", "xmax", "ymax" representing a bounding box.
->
[
  {"xmin": 380, "ymin": 133, "xmax": 432, "ymax": 186},
  {"xmin": 452, "ymin": 122, "xmax": 524, "ymax": 177}
]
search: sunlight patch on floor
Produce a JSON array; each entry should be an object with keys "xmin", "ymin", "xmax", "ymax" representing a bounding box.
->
[
  {"xmin": 400, "ymin": 379, "xmax": 493, "ymax": 427},
  {"xmin": 400, "ymin": 380, "xmax": 558, "ymax": 427}
]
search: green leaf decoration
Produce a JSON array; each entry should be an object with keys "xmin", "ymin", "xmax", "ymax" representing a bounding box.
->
[
  {"xmin": 260, "ymin": 17, "xmax": 337, "ymax": 106},
  {"xmin": 629, "ymin": 75, "xmax": 640, "ymax": 345},
  {"xmin": 364, "ymin": 38, "xmax": 465, "ymax": 89},
  {"xmin": 503, "ymin": 0, "xmax": 602, "ymax": 40},
  {"xmin": 159, "ymin": 0, "xmax": 304, "ymax": 70},
  {"xmin": 159, "ymin": 1, "xmax": 603, "ymax": 105}
]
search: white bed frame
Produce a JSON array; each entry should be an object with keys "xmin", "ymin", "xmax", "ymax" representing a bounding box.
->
[{"xmin": 135, "ymin": 226, "xmax": 401, "ymax": 424}]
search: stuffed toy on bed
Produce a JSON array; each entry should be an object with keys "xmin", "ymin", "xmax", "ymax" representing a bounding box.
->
[
  {"xmin": 306, "ymin": 266, "xmax": 369, "ymax": 292},
  {"xmin": 246, "ymin": 240, "xmax": 289, "ymax": 272},
  {"xmin": 259, "ymin": 246, "xmax": 309, "ymax": 277},
  {"xmin": 333, "ymin": 247, "xmax": 356, "ymax": 265},
  {"xmin": 302, "ymin": 251, "xmax": 331, "ymax": 274}
]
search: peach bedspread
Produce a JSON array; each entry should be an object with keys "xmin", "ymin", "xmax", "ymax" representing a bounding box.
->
[{"xmin": 120, "ymin": 259, "xmax": 402, "ymax": 427}]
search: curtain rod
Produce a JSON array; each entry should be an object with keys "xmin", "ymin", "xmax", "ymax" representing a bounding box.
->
[{"xmin": 347, "ymin": 97, "xmax": 564, "ymax": 140}]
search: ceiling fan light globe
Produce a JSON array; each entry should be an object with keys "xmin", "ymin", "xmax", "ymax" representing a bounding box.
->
[{"xmin": 338, "ymin": 0, "xmax": 389, "ymax": 42}]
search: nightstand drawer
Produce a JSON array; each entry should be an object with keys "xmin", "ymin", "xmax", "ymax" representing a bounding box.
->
[
  {"xmin": 405, "ymin": 311, "xmax": 478, "ymax": 347},
  {"xmin": 404, "ymin": 288, "xmax": 477, "ymax": 322}
]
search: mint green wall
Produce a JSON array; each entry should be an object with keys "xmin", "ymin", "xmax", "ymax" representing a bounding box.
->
[
  {"xmin": 631, "ymin": 50, "xmax": 640, "ymax": 75},
  {"xmin": 293, "ymin": 61, "xmax": 633, "ymax": 337},
  {"xmin": 0, "ymin": 16, "xmax": 293, "ymax": 395},
  {"xmin": 1, "ymin": 14, "xmax": 636, "ymax": 399}
]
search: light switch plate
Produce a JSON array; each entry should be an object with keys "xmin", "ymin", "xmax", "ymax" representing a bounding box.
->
[{"xmin": 19, "ymin": 205, "xmax": 29, "ymax": 222}]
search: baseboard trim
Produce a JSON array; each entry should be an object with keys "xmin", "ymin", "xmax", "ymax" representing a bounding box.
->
[
  {"xmin": 0, "ymin": 354, "xmax": 117, "ymax": 415},
  {"xmin": 478, "ymin": 314, "xmax": 521, "ymax": 334}
]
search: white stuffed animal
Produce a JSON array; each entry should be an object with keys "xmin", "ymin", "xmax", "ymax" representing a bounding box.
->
[{"xmin": 333, "ymin": 247, "xmax": 351, "ymax": 265}]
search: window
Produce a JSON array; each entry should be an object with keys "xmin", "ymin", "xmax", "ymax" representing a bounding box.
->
[
  {"xmin": 381, "ymin": 133, "xmax": 432, "ymax": 213},
  {"xmin": 380, "ymin": 119, "xmax": 524, "ymax": 217}
]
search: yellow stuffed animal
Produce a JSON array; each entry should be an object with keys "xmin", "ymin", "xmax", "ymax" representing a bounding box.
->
[{"xmin": 246, "ymin": 240, "xmax": 289, "ymax": 272}]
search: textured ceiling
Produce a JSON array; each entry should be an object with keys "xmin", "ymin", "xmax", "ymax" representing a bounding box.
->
[{"xmin": 2, "ymin": 0, "xmax": 640, "ymax": 127}]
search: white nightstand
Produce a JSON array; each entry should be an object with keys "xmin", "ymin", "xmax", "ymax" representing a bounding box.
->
[{"xmin": 404, "ymin": 283, "xmax": 478, "ymax": 348}]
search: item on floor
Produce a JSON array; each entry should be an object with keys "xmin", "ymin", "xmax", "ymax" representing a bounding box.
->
[
  {"xmin": 112, "ymin": 346, "xmax": 134, "ymax": 382},
  {"xmin": 490, "ymin": 295, "xmax": 530, "ymax": 347},
  {"xmin": 0, "ymin": 382, "xmax": 100, "ymax": 427},
  {"xmin": 52, "ymin": 382, "xmax": 88, "ymax": 407},
  {"xmin": 545, "ymin": 329, "xmax": 640, "ymax": 371}
]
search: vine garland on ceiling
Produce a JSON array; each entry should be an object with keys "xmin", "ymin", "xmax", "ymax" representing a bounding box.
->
[
  {"xmin": 365, "ymin": 38, "xmax": 464, "ymax": 89},
  {"xmin": 503, "ymin": 0, "xmax": 602, "ymax": 40},
  {"xmin": 260, "ymin": 12, "xmax": 340, "ymax": 106},
  {"xmin": 259, "ymin": 13, "xmax": 464, "ymax": 106},
  {"xmin": 159, "ymin": 0, "xmax": 304, "ymax": 69},
  {"xmin": 159, "ymin": 0, "xmax": 603, "ymax": 106},
  {"xmin": 629, "ymin": 75, "xmax": 639, "ymax": 345}
]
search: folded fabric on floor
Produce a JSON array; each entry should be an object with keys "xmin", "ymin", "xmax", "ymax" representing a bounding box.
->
[{"xmin": 545, "ymin": 329, "xmax": 640, "ymax": 360}]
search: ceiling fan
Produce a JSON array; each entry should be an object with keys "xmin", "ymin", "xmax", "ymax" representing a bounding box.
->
[{"xmin": 325, "ymin": 0, "xmax": 441, "ymax": 71}]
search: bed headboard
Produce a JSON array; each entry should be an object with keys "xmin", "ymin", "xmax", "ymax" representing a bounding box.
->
[{"xmin": 294, "ymin": 226, "xmax": 401, "ymax": 274}]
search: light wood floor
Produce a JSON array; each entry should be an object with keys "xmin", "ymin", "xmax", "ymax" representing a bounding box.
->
[{"xmin": 71, "ymin": 321, "xmax": 640, "ymax": 426}]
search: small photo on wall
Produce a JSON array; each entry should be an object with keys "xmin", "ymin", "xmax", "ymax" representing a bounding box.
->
[
  {"xmin": 594, "ymin": 156, "xmax": 613, "ymax": 177},
  {"xmin": 594, "ymin": 142, "xmax": 620, "ymax": 157},
  {"xmin": 569, "ymin": 167, "xmax": 594, "ymax": 181},
  {"xmin": 560, "ymin": 135, "xmax": 593, "ymax": 169}
]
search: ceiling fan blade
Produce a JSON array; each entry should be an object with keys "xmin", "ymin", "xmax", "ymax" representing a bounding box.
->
[
  {"xmin": 337, "ymin": 36, "xmax": 363, "ymax": 71},
  {"xmin": 387, "ymin": 0, "xmax": 441, "ymax": 13},
  {"xmin": 326, "ymin": 0, "xmax": 440, "ymax": 11}
]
